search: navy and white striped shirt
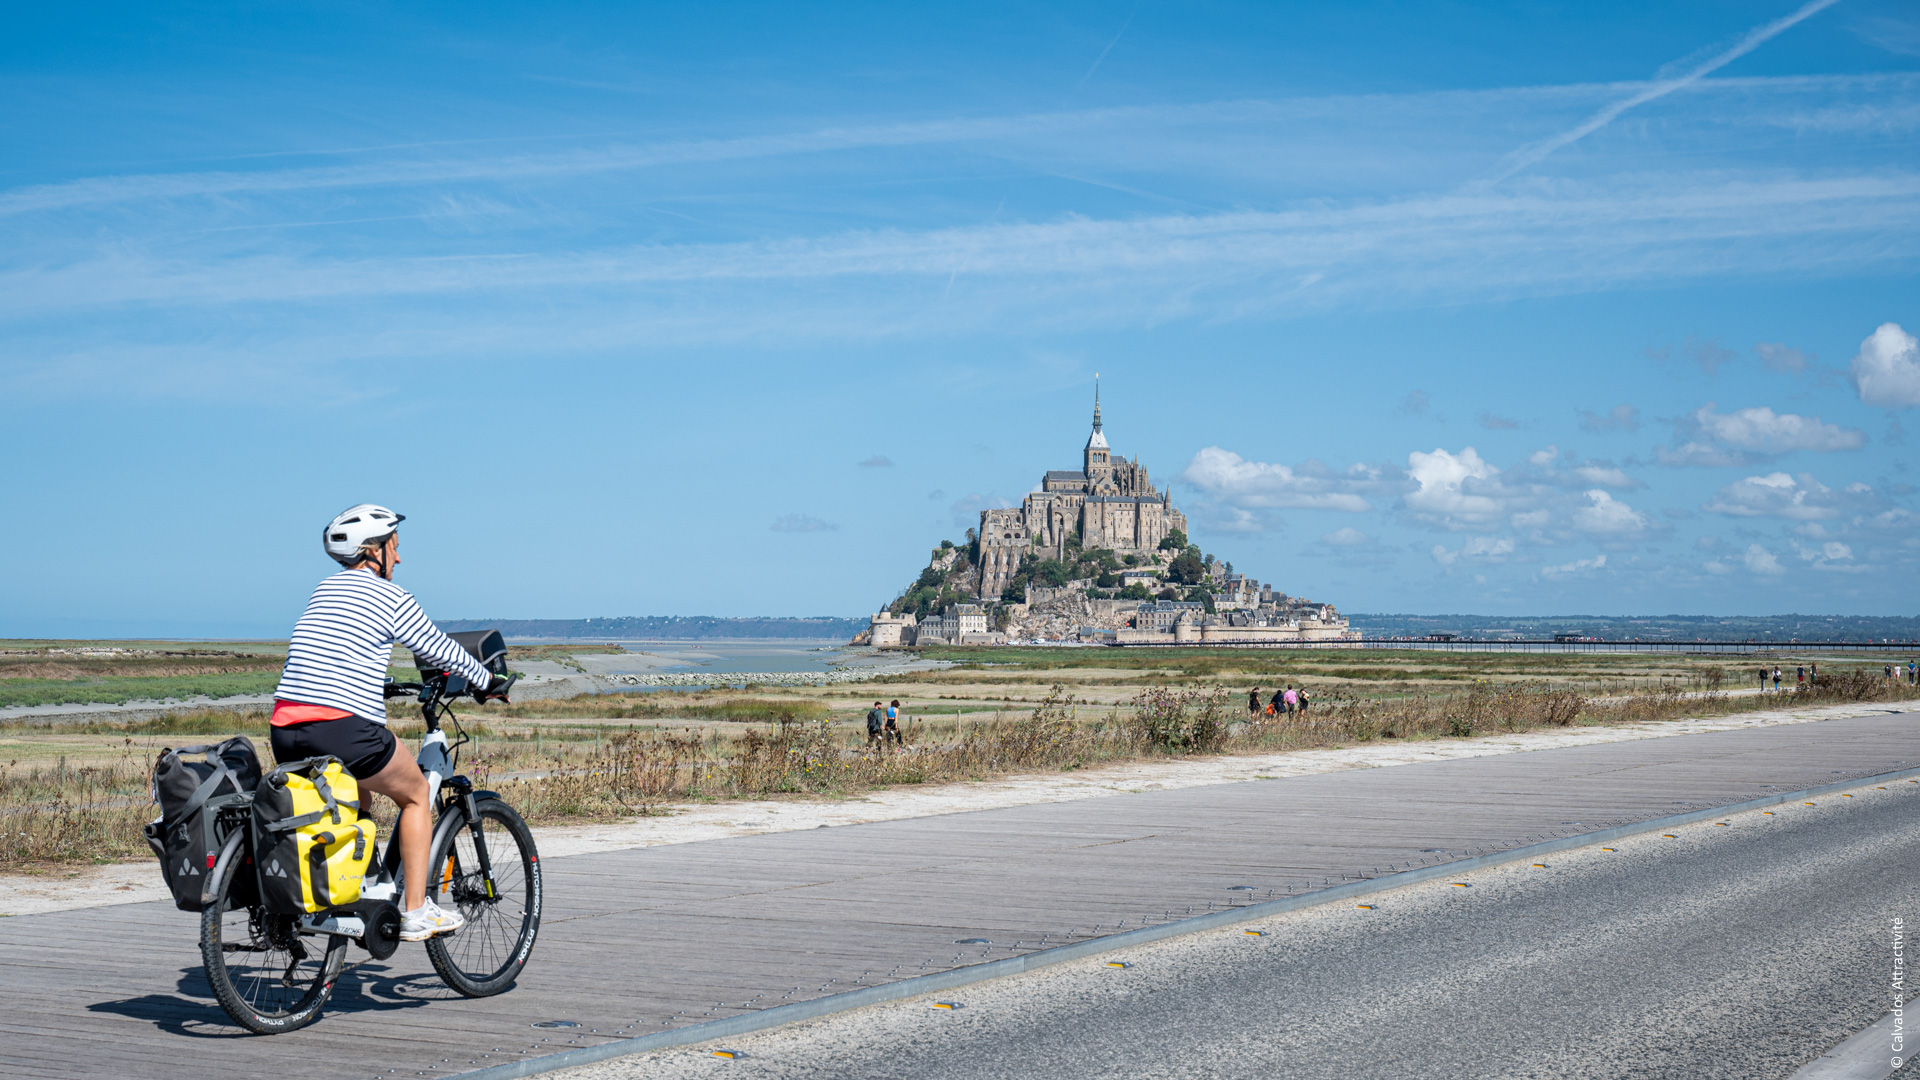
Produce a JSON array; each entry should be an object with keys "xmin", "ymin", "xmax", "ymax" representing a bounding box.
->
[{"xmin": 275, "ymin": 569, "xmax": 492, "ymax": 723}]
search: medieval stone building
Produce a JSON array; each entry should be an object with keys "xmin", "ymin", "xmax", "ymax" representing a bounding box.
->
[{"xmin": 977, "ymin": 386, "xmax": 1189, "ymax": 599}]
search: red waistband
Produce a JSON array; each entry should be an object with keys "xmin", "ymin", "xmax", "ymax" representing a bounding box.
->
[{"xmin": 271, "ymin": 700, "xmax": 355, "ymax": 727}]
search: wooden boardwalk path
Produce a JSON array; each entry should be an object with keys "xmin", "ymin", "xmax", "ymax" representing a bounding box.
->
[{"xmin": 4, "ymin": 708, "xmax": 1918, "ymax": 1080}]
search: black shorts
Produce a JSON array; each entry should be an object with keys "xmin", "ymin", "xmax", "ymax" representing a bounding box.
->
[{"xmin": 270, "ymin": 714, "xmax": 399, "ymax": 780}]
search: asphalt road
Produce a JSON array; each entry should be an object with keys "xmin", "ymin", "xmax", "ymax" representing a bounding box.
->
[{"xmin": 562, "ymin": 778, "xmax": 1920, "ymax": 1080}]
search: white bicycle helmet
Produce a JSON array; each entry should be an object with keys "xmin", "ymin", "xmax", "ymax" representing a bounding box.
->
[{"xmin": 323, "ymin": 504, "xmax": 405, "ymax": 566}]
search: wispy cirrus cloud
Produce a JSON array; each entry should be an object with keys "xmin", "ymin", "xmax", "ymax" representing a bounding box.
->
[
  {"xmin": 1489, "ymin": 0, "xmax": 1844, "ymax": 181},
  {"xmin": 7, "ymin": 173, "xmax": 1919, "ymax": 332}
]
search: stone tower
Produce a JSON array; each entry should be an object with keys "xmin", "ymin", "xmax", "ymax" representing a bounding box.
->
[{"xmin": 1083, "ymin": 378, "xmax": 1114, "ymax": 494}]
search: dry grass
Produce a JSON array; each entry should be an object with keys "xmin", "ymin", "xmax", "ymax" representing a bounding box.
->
[
  {"xmin": 4, "ymin": 663, "xmax": 1919, "ymax": 869},
  {"xmin": 0, "ymin": 745, "xmax": 157, "ymax": 869}
]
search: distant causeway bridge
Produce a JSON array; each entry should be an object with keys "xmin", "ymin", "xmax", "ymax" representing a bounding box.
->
[{"xmin": 1108, "ymin": 637, "xmax": 1920, "ymax": 655}]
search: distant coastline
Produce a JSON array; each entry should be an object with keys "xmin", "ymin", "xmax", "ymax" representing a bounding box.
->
[
  {"xmin": 1349, "ymin": 613, "xmax": 1920, "ymax": 643},
  {"xmin": 437, "ymin": 615, "xmax": 867, "ymax": 641}
]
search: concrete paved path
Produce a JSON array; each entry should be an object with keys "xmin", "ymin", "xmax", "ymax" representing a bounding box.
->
[
  {"xmin": 2, "ymin": 708, "xmax": 1916, "ymax": 1080},
  {"xmin": 567, "ymin": 768, "xmax": 1920, "ymax": 1080}
]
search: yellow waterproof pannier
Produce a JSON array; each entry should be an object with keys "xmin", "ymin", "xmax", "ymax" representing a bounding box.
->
[{"xmin": 252, "ymin": 757, "xmax": 375, "ymax": 913}]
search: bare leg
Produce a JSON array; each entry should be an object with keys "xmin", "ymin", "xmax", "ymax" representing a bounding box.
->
[{"xmin": 361, "ymin": 743, "xmax": 432, "ymax": 912}]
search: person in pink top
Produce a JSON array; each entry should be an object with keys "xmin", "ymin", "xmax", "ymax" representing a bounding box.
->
[{"xmin": 1283, "ymin": 686, "xmax": 1298, "ymax": 716}]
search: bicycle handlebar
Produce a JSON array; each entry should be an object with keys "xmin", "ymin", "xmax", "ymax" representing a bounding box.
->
[{"xmin": 382, "ymin": 671, "xmax": 517, "ymax": 704}]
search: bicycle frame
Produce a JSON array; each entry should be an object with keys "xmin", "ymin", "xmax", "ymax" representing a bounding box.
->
[{"xmin": 364, "ymin": 675, "xmax": 511, "ymax": 909}]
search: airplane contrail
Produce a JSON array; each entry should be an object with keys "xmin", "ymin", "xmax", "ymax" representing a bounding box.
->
[{"xmin": 1492, "ymin": 0, "xmax": 1844, "ymax": 182}]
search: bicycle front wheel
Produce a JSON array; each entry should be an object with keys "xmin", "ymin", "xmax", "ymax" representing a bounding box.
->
[
  {"xmin": 200, "ymin": 854, "xmax": 346, "ymax": 1034},
  {"xmin": 425, "ymin": 796, "xmax": 542, "ymax": 997}
]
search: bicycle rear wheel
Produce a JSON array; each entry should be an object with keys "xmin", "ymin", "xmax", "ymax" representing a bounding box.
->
[
  {"xmin": 200, "ymin": 853, "xmax": 346, "ymax": 1034},
  {"xmin": 425, "ymin": 796, "xmax": 542, "ymax": 997}
]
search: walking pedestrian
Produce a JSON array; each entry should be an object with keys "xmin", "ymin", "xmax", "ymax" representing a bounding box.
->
[
  {"xmin": 865, "ymin": 701, "xmax": 885, "ymax": 750},
  {"xmin": 1773, "ymin": 667, "xmax": 1782, "ymax": 691},
  {"xmin": 884, "ymin": 699, "xmax": 904, "ymax": 746},
  {"xmin": 1269, "ymin": 688, "xmax": 1284, "ymax": 717},
  {"xmin": 1283, "ymin": 686, "xmax": 1298, "ymax": 717},
  {"xmin": 1297, "ymin": 686, "xmax": 1311, "ymax": 715},
  {"xmin": 1758, "ymin": 666, "xmax": 1768, "ymax": 693},
  {"xmin": 1796, "ymin": 665, "xmax": 1805, "ymax": 688},
  {"xmin": 1249, "ymin": 686, "xmax": 1262, "ymax": 718}
]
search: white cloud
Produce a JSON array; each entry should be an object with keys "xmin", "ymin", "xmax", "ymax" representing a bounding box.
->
[
  {"xmin": 770, "ymin": 513, "xmax": 838, "ymax": 533},
  {"xmin": 1660, "ymin": 403, "xmax": 1865, "ymax": 465},
  {"xmin": 1689, "ymin": 403, "xmax": 1865, "ymax": 452},
  {"xmin": 1540, "ymin": 554, "xmax": 1607, "ymax": 578},
  {"xmin": 1792, "ymin": 539, "xmax": 1871, "ymax": 573},
  {"xmin": 1321, "ymin": 527, "xmax": 1373, "ymax": 547},
  {"xmin": 1527, "ymin": 445, "xmax": 1559, "ymax": 467},
  {"xmin": 1405, "ymin": 447, "xmax": 1507, "ymax": 525},
  {"xmin": 1571, "ymin": 490, "xmax": 1650, "ymax": 535},
  {"xmin": 1574, "ymin": 464, "xmax": 1638, "ymax": 488},
  {"xmin": 1701, "ymin": 472, "xmax": 1860, "ymax": 520},
  {"xmin": 1431, "ymin": 536, "xmax": 1515, "ymax": 567},
  {"xmin": 1743, "ymin": 544, "xmax": 1785, "ymax": 575},
  {"xmin": 1657, "ymin": 442, "xmax": 1751, "ymax": 468},
  {"xmin": 1851, "ymin": 322, "xmax": 1920, "ymax": 408},
  {"xmin": 1181, "ymin": 447, "xmax": 1377, "ymax": 513}
]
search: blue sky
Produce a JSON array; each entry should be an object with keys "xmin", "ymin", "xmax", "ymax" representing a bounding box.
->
[{"xmin": 4, "ymin": 1, "xmax": 1920, "ymax": 636}]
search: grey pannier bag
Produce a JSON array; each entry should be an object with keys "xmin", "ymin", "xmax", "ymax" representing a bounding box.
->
[{"xmin": 145, "ymin": 736, "xmax": 263, "ymax": 911}]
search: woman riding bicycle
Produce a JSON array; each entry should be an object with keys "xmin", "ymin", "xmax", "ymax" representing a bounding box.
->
[{"xmin": 271, "ymin": 504, "xmax": 510, "ymax": 943}]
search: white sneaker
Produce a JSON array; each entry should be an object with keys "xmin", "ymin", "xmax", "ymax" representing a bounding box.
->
[{"xmin": 400, "ymin": 900, "xmax": 466, "ymax": 941}]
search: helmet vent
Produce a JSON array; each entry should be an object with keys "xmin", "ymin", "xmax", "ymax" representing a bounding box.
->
[{"xmin": 330, "ymin": 532, "xmax": 347, "ymax": 542}]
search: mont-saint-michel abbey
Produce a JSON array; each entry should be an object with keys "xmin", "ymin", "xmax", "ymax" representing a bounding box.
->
[
  {"xmin": 860, "ymin": 386, "xmax": 1359, "ymax": 647},
  {"xmin": 976, "ymin": 388, "xmax": 1187, "ymax": 598}
]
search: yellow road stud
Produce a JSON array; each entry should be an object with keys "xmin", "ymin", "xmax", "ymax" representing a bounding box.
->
[
  {"xmin": 1105, "ymin": 961, "xmax": 1129, "ymax": 968},
  {"xmin": 711, "ymin": 1050, "xmax": 741, "ymax": 1059},
  {"xmin": 932, "ymin": 1002, "xmax": 961, "ymax": 1010}
]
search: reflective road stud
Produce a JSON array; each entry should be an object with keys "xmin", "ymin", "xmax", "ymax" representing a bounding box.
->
[
  {"xmin": 711, "ymin": 1050, "xmax": 742, "ymax": 1060},
  {"xmin": 1356, "ymin": 904, "xmax": 1376, "ymax": 910},
  {"xmin": 1244, "ymin": 930, "xmax": 1267, "ymax": 936},
  {"xmin": 1105, "ymin": 962, "xmax": 1129, "ymax": 968},
  {"xmin": 1600, "ymin": 847, "xmax": 1617, "ymax": 852},
  {"xmin": 1450, "ymin": 883, "xmax": 1471, "ymax": 888},
  {"xmin": 1530, "ymin": 863, "xmax": 1548, "ymax": 869},
  {"xmin": 932, "ymin": 1002, "xmax": 961, "ymax": 1010}
]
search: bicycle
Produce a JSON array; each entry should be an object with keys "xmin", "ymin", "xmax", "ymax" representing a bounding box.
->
[{"xmin": 196, "ymin": 664, "xmax": 543, "ymax": 1034}]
